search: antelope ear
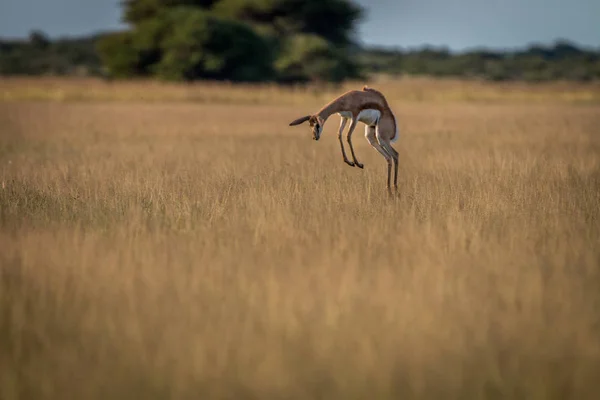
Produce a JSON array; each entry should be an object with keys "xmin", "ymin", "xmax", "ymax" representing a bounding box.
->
[{"xmin": 289, "ymin": 115, "xmax": 310, "ymax": 126}]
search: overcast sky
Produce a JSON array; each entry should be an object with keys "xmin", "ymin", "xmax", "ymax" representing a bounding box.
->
[{"xmin": 0, "ymin": 0, "xmax": 598, "ymax": 51}]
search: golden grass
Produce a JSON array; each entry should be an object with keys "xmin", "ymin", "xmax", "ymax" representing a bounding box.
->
[
  {"xmin": 1, "ymin": 78, "xmax": 600, "ymax": 399},
  {"xmin": 2, "ymin": 76, "xmax": 600, "ymax": 105}
]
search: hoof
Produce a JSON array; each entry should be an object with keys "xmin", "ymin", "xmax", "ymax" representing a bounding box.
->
[
  {"xmin": 344, "ymin": 160, "xmax": 355, "ymax": 167},
  {"xmin": 355, "ymin": 162, "xmax": 364, "ymax": 169}
]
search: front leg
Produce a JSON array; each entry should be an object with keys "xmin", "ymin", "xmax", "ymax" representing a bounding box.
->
[
  {"xmin": 346, "ymin": 119, "xmax": 364, "ymax": 169},
  {"xmin": 337, "ymin": 117, "xmax": 355, "ymax": 167}
]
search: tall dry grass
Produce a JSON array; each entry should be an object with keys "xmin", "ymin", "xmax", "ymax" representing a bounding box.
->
[
  {"xmin": 1, "ymin": 79, "xmax": 600, "ymax": 399},
  {"xmin": 2, "ymin": 76, "xmax": 600, "ymax": 104}
]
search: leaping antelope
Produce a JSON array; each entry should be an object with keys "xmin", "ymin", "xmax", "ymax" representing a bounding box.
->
[{"xmin": 289, "ymin": 86, "xmax": 400, "ymax": 192}]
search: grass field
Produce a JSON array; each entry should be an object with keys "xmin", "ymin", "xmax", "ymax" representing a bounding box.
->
[{"xmin": 1, "ymin": 77, "xmax": 600, "ymax": 399}]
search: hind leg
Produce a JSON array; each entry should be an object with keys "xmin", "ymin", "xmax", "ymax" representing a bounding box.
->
[
  {"xmin": 379, "ymin": 138, "xmax": 399, "ymax": 191},
  {"xmin": 374, "ymin": 125, "xmax": 399, "ymax": 191},
  {"xmin": 365, "ymin": 125, "xmax": 393, "ymax": 190}
]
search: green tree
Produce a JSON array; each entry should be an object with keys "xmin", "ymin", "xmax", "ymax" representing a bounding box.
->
[
  {"xmin": 99, "ymin": 0, "xmax": 365, "ymax": 83},
  {"xmin": 274, "ymin": 34, "xmax": 360, "ymax": 83},
  {"xmin": 96, "ymin": 32, "xmax": 140, "ymax": 78},
  {"xmin": 122, "ymin": 0, "xmax": 219, "ymax": 24},
  {"xmin": 154, "ymin": 7, "xmax": 273, "ymax": 81},
  {"xmin": 213, "ymin": 0, "xmax": 363, "ymax": 46}
]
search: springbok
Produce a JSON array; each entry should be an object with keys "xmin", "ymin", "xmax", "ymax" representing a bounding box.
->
[{"xmin": 289, "ymin": 86, "xmax": 400, "ymax": 192}]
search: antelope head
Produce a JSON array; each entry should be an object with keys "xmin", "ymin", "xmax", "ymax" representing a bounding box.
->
[{"xmin": 289, "ymin": 115, "xmax": 325, "ymax": 141}]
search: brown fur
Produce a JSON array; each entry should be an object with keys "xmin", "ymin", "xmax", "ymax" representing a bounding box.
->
[
  {"xmin": 313, "ymin": 88, "xmax": 398, "ymax": 142},
  {"xmin": 288, "ymin": 86, "xmax": 400, "ymax": 192}
]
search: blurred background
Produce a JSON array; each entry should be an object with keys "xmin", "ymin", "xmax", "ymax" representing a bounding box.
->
[
  {"xmin": 1, "ymin": 0, "xmax": 599, "ymax": 83},
  {"xmin": 2, "ymin": 2, "xmax": 600, "ymax": 400}
]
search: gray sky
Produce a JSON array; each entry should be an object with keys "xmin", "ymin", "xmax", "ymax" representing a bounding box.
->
[{"xmin": 0, "ymin": 0, "xmax": 598, "ymax": 50}]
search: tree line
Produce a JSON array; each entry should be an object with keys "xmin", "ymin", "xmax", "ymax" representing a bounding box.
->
[
  {"xmin": 1, "ymin": 0, "xmax": 599, "ymax": 83},
  {"xmin": 360, "ymin": 41, "xmax": 600, "ymax": 82}
]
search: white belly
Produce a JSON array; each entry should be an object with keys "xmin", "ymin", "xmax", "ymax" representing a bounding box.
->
[{"xmin": 338, "ymin": 109, "xmax": 381, "ymax": 126}]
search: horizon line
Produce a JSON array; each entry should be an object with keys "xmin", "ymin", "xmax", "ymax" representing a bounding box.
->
[{"xmin": 1, "ymin": 27, "xmax": 598, "ymax": 54}]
